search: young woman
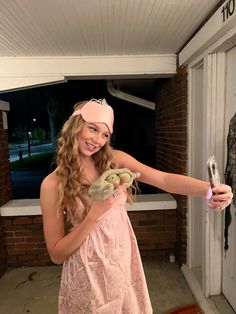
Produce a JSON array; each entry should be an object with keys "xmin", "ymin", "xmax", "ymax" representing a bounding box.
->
[{"xmin": 40, "ymin": 98, "xmax": 233, "ymax": 314}]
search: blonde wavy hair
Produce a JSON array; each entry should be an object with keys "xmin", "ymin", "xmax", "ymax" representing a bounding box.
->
[{"xmin": 55, "ymin": 100, "xmax": 134, "ymax": 221}]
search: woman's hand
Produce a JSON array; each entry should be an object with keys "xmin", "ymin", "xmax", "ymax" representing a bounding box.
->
[
  {"xmin": 87, "ymin": 184, "xmax": 126, "ymax": 222},
  {"xmin": 208, "ymin": 184, "xmax": 233, "ymax": 211}
]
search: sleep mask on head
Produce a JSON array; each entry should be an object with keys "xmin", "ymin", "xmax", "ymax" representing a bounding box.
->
[{"xmin": 72, "ymin": 98, "xmax": 114, "ymax": 133}]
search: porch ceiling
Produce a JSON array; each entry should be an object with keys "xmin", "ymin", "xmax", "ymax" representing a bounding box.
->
[{"xmin": 0, "ymin": 0, "xmax": 220, "ymax": 58}]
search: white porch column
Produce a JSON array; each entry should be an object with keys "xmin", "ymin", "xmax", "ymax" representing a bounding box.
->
[{"xmin": 0, "ymin": 100, "xmax": 10, "ymax": 129}]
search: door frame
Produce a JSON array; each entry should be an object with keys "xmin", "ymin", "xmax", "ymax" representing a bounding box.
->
[
  {"xmin": 187, "ymin": 52, "xmax": 226, "ymax": 296},
  {"xmin": 187, "ymin": 62, "xmax": 205, "ymax": 270}
]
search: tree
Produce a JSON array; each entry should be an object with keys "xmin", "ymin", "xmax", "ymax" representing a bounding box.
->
[{"xmin": 47, "ymin": 96, "xmax": 58, "ymax": 147}]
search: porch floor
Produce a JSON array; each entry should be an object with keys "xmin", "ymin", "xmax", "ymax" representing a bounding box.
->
[
  {"xmin": 0, "ymin": 256, "xmax": 198, "ymax": 314},
  {"xmin": 1, "ymin": 256, "xmax": 234, "ymax": 314}
]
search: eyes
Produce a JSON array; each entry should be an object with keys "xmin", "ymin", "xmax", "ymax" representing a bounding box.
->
[{"xmin": 87, "ymin": 124, "xmax": 110, "ymax": 140}]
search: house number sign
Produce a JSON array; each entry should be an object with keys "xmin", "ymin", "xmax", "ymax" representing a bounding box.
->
[{"xmin": 221, "ymin": 0, "xmax": 235, "ymax": 23}]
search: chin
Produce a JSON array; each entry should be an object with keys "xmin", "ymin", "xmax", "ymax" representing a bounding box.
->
[{"xmin": 81, "ymin": 149, "xmax": 97, "ymax": 157}]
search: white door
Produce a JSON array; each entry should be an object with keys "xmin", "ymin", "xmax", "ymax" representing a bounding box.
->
[{"xmin": 222, "ymin": 45, "xmax": 236, "ymax": 312}]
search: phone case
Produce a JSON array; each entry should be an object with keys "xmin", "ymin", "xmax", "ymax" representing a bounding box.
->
[{"xmin": 207, "ymin": 155, "xmax": 220, "ymax": 188}]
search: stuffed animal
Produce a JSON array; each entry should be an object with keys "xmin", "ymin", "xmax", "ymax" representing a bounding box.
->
[{"xmin": 88, "ymin": 168, "xmax": 140, "ymax": 201}]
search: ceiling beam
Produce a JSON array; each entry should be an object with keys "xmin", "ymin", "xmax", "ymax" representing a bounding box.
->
[
  {"xmin": 0, "ymin": 77, "xmax": 66, "ymax": 93},
  {"xmin": 0, "ymin": 54, "xmax": 176, "ymax": 92}
]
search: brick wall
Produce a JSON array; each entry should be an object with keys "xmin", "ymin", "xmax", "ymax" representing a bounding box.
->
[
  {"xmin": 0, "ymin": 110, "xmax": 12, "ymax": 276},
  {"xmin": 128, "ymin": 210, "xmax": 176, "ymax": 257},
  {"xmin": 2, "ymin": 207, "xmax": 176, "ymax": 268},
  {"xmin": 155, "ymin": 66, "xmax": 188, "ymax": 265},
  {"xmin": 0, "ymin": 219, "xmax": 7, "ymax": 276},
  {"xmin": 3, "ymin": 216, "xmax": 52, "ymax": 267},
  {"xmin": 0, "ymin": 111, "xmax": 12, "ymax": 205}
]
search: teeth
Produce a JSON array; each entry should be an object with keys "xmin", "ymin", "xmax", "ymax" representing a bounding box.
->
[{"xmin": 87, "ymin": 143, "xmax": 97, "ymax": 149}]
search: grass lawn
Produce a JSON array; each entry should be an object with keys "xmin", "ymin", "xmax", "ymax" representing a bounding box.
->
[{"xmin": 10, "ymin": 151, "xmax": 56, "ymax": 170}]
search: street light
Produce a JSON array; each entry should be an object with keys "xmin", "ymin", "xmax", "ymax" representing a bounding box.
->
[{"xmin": 27, "ymin": 131, "xmax": 32, "ymax": 156}]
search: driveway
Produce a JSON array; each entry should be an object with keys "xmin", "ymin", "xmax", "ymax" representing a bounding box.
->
[{"xmin": 11, "ymin": 169, "xmax": 48, "ymax": 199}]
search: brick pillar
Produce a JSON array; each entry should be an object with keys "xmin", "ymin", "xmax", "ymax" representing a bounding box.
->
[
  {"xmin": 155, "ymin": 66, "xmax": 188, "ymax": 265},
  {"xmin": 0, "ymin": 100, "xmax": 11, "ymax": 276}
]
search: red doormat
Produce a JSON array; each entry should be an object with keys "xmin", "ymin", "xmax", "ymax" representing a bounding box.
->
[{"xmin": 166, "ymin": 304, "xmax": 203, "ymax": 314}]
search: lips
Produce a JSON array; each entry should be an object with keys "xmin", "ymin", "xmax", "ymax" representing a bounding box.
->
[{"xmin": 86, "ymin": 142, "xmax": 98, "ymax": 152}]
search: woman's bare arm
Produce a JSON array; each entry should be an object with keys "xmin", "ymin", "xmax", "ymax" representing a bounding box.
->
[{"xmin": 112, "ymin": 150, "xmax": 233, "ymax": 209}]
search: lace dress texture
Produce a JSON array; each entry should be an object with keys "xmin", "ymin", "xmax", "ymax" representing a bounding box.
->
[{"xmin": 58, "ymin": 192, "xmax": 153, "ymax": 314}]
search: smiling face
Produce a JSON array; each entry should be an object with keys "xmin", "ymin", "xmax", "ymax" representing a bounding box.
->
[{"xmin": 77, "ymin": 122, "xmax": 110, "ymax": 157}]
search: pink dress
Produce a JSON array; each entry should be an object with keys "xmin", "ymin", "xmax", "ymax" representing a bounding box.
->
[{"xmin": 58, "ymin": 192, "xmax": 153, "ymax": 314}]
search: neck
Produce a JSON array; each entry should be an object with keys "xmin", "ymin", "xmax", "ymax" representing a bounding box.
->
[
  {"xmin": 80, "ymin": 156, "xmax": 99, "ymax": 184},
  {"xmin": 80, "ymin": 156, "xmax": 94, "ymax": 167}
]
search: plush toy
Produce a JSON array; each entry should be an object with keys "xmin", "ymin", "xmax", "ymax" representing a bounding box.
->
[{"xmin": 88, "ymin": 168, "xmax": 140, "ymax": 201}]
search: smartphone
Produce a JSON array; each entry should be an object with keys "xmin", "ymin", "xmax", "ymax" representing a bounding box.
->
[{"xmin": 207, "ymin": 155, "xmax": 220, "ymax": 188}]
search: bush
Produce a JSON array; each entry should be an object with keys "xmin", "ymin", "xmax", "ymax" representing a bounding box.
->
[{"xmin": 32, "ymin": 128, "xmax": 47, "ymax": 140}]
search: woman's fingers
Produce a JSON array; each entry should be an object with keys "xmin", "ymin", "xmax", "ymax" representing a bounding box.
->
[
  {"xmin": 208, "ymin": 184, "xmax": 233, "ymax": 211},
  {"xmin": 111, "ymin": 184, "xmax": 126, "ymax": 199},
  {"xmin": 208, "ymin": 202, "xmax": 225, "ymax": 212},
  {"xmin": 212, "ymin": 183, "xmax": 232, "ymax": 195}
]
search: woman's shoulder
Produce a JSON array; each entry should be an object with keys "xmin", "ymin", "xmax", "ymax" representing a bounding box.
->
[
  {"xmin": 41, "ymin": 170, "xmax": 59, "ymax": 192},
  {"xmin": 111, "ymin": 149, "xmax": 133, "ymax": 168},
  {"xmin": 111, "ymin": 149, "xmax": 124, "ymax": 167},
  {"xmin": 40, "ymin": 170, "xmax": 60, "ymax": 207},
  {"xmin": 111, "ymin": 149, "xmax": 146, "ymax": 172}
]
